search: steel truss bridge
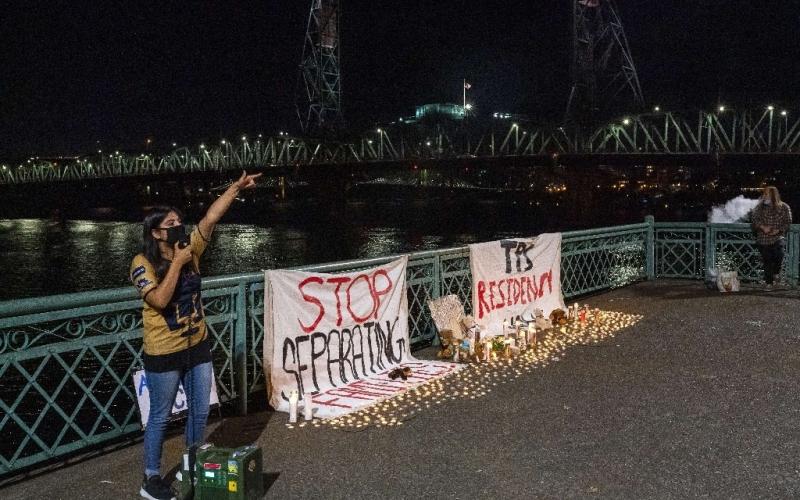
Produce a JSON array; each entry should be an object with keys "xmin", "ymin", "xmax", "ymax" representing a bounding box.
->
[{"xmin": 2, "ymin": 106, "xmax": 800, "ymax": 185}]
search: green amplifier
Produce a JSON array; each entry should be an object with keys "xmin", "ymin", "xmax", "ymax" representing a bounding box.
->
[{"xmin": 194, "ymin": 444, "xmax": 263, "ymax": 500}]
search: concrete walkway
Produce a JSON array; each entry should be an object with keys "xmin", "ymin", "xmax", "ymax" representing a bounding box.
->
[{"xmin": 3, "ymin": 280, "xmax": 800, "ymax": 499}]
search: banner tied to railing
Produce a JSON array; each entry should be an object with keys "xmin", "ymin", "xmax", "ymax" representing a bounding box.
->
[
  {"xmin": 470, "ymin": 233, "xmax": 565, "ymax": 335},
  {"xmin": 264, "ymin": 257, "xmax": 460, "ymax": 419}
]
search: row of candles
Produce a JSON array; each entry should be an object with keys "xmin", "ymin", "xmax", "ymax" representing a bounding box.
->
[
  {"xmin": 285, "ymin": 309, "xmax": 643, "ymax": 430},
  {"xmin": 452, "ymin": 303, "xmax": 600, "ymax": 363}
]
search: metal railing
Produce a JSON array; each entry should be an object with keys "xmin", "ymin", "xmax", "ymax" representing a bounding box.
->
[{"xmin": 1, "ymin": 217, "xmax": 795, "ymax": 476}]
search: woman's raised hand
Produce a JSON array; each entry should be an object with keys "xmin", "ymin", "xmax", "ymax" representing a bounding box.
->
[{"xmin": 235, "ymin": 171, "xmax": 262, "ymax": 191}]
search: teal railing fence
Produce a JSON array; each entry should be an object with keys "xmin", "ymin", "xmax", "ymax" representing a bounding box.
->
[{"xmin": 1, "ymin": 217, "xmax": 797, "ymax": 476}]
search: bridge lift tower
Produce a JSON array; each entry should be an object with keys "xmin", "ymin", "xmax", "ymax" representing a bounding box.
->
[
  {"xmin": 297, "ymin": 0, "xmax": 345, "ymax": 136},
  {"xmin": 565, "ymin": 0, "xmax": 644, "ymax": 149}
]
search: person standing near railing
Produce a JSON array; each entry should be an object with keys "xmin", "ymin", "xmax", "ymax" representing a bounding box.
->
[
  {"xmin": 130, "ymin": 171, "xmax": 261, "ymax": 500},
  {"xmin": 751, "ymin": 185, "xmax": 792, "ymax": 289}
]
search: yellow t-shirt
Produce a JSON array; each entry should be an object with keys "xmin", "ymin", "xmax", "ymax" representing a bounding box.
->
[{"xmin": 130, "ymin": 227, "xmax": 209, "ymax": 356}]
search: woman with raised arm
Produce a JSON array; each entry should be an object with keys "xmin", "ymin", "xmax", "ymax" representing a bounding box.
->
[{"xmin": 130, "ymin": 171, "xmax": 261, "ymax": 500}]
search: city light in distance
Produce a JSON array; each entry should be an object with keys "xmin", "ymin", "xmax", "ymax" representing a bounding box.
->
[
  {"xmin": 653, "ymin": 106, "xmax": 660, "ymax": 112},
  {"xmin": 718, "ymin": 105, "xmax": 725, "ymax": 112},
  {"xmin": 768, "ymin": 105, "xmax": 774, "ymax": 111},
  {"xmin": 622, "ymin": 118, "xmax": 630, "ymax": 125},
  {"xmin": 781, "ymin": 110, "xmax": 788, "ymax": 116}
]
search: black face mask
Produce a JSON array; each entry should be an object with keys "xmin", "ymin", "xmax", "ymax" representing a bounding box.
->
[{"xmin": 163, "ymin": 224, "xmax": 190, "ymax": 247}]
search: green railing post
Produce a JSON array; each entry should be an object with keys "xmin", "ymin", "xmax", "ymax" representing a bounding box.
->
[
  {"xmin": 645, "ymin": 215, "xmax": 655, "ymax": 280},
  {"xmin": 431, "ymin": 255, "xmax": 442, "ymax": 346},
  {"xmin": 235, "ymin": 281, "xmax": 248, "ymax": 415},
  {"xmin": 704, "ymin": 225, "xmax": 715, "ymax": 276},
  {"xmin": 790, "ymin": 225, "xmax": 800, "ymax": 288}
]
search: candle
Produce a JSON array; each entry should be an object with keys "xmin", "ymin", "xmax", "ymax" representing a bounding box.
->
[
  {"xmin": 468, "ymin": 338, "xmax": 475, "ymax": 356},
  {"xmin": 303, "ymin": 396, "xmax": 313, "ymax": 421},
  {"xmin": 484, "ymin": 341, "xmax": 492, "ymax": 362},
  {"xmin": 288, "ymin": 390, "xmax": 299, "ymax": 424}
]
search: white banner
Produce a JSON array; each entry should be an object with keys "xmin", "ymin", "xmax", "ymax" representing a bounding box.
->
[
  {"xmin": 263, "ymin": 257, "xmax": 459, "ymax": 419},
  {"xmin": 469, "ymin": 233, "xmax": 565, "ymax": 336},
  {"xmin": 132, "ymin": 369, "xmax": 219, "ymax": 428}
]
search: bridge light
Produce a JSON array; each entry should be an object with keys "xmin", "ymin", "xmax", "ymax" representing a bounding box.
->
[
  {"xmin": 653, "ymin": 106, "xmax": 660, "ymax": 112},
  {"xmin": 367, "ymin": 140, "xmax": 373, "ymax": 144},
  {"xmin": 767, "ymin": 105, "xmax": 774, "ymax": 111},
  {"xmin": 115, "ymin": 150, "xmax": 119, "ymax": 155},
  {"xmin": 425, "ymin": 141, "xmax": 432, "ymax": 146},
  {"xmin": 512, "ymin": 123, "xmax": 518, "ymax": 128},
  {"xmin": 172, "ymin": 143, "xmax": 177, "ymax": 147},
  {"xmin": 241, "ymin": 135, "xmax": 247, "ymax": 141},
  {"xmin": 465, "ymin": 103, "xmax": 473, "ymax": 110},
  {"xmin": 97, "ymin": 150, "xmax": 102, "ymax": 154},
  {"xmin": 781, "ymin": 110, "xmax": 787, "ymax": 116},
  {"xmin": 718, "ymin": 105, "xmax": 725, "ymax": 112},
  {"xmin": 622, "ymin": 118, "xmax": 630, "ymax": 125},
  {"xmin": 258, "ymin": 133, "xmax": 263, "ymax": 138},
  {"xmin": 377, "ymin": 128, "xmax": 382, "ymax": 133},
  {"xmin": 221, "ymin": 139, "xmax": 227, "ymax": 144},
  {"xmin": 200, "ymin": 144, "xmax": 206, "ymax": 149}
]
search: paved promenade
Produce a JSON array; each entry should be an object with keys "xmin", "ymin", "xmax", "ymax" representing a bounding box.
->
[{"xmin": 3, "ymin": 280, "xmax": 800, "ymax": 499}]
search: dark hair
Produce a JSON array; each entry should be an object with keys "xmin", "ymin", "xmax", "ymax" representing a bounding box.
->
[
  {"xmin": 142, "ymin": 205, "xmax": 185, "ymax": 280},
  {"xmin": 762, "ymin": 185, "xmax": 781, "ymax": 206}
]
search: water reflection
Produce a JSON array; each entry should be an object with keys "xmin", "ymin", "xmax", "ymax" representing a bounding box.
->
[{"xmin": 0, "ymin": 215, "xmax": 566, "ymax": 301}]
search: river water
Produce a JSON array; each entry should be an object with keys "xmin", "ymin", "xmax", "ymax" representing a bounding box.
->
[{"xmin": 0, "ymin": 192, "xmax": 670, "ymax": 301}]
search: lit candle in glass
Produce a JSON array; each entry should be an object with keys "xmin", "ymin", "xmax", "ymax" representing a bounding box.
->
[{"xmin": 289, "ymin": 390, "xmax": 299, "ymax": 423}]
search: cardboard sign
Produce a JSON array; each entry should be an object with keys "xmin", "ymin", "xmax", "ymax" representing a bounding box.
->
[
  {"xmin": 133, "ymin": 369, "xmax": 220, "ymax": 428},
  {"xmin": 469, "ymin": 233, "xmax": 565, "ymax": 335}
]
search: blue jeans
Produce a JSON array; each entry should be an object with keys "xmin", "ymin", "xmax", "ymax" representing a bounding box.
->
[{"xmin": 143, "ymin": 362, "xmax": 212, "ymax": 478}]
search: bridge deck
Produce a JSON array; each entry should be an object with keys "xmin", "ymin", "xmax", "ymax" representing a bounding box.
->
[{"xmin": 3, "ymin": 279, "xmax": 799, "ymax": 499}]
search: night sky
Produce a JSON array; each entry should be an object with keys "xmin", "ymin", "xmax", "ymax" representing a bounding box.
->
[{"xmin": 3, "ymin": 1, "xmax": 799, "ymax": 158}]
